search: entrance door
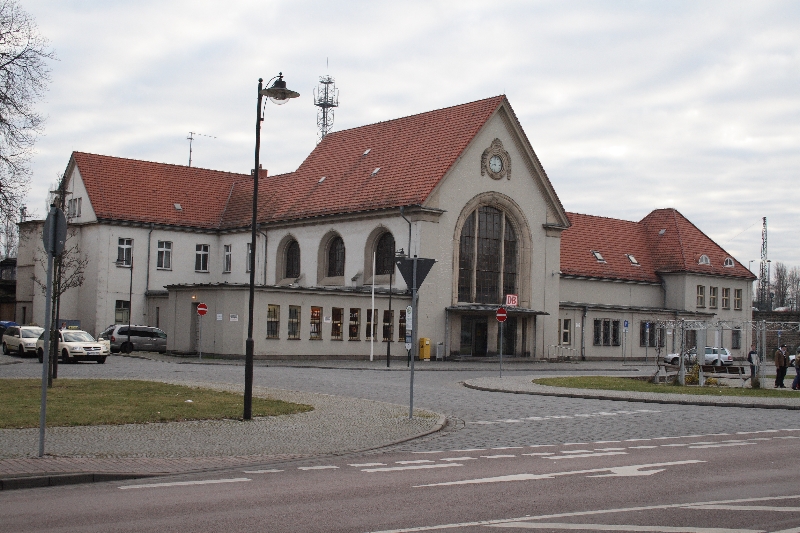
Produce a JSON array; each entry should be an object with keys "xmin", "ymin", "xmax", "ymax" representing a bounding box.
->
[{"xmin": 460, "ymin": 315, "xmax": 488, "ymax": 356}]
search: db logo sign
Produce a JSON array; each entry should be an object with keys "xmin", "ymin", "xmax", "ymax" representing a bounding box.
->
[{"xmin": 505, "ymin": 294, "xmax": 518, "ymax": 307}]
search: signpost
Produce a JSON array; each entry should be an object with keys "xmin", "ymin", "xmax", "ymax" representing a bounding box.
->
[
  {"xmin": 497, "ymin": 307, "xmax": 507, "ymax": 378},
  {"xmin": 197, "ymin": 303, "xmax": 207, "ymax": 359}
]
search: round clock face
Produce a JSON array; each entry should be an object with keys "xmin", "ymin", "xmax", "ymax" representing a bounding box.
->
[{"xmin": 489, "ymin": 155, "xmax": 503, "ymax": 173}]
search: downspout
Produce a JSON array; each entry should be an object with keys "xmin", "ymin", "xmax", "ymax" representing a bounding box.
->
[
  {"xmin": 581, "ymin": 306, "xmax": 587, "ymax": 360},
  {"xmin": 259, "ymin": 227, "xmax": 268, "ymax": 285},
  {"xmin": 399, "ymin": 206, "xmax": 412, "ymax": 256},
  {"xmin": 145, "ymin": 223, "xmax": 154, "ymax": 324}
]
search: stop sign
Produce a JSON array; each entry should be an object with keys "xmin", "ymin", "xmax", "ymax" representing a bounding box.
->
[
  {"xmin": 496, "ymin": 307, "xmax": 507, "ymax": 323},
  {"xmin": 197, "ymin": 303, "xmax": 208, "ymax": 316}
]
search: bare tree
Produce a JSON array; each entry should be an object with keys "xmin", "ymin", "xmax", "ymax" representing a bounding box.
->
[
  {"xmin": 772, "ymin": 262, "xmax": 789, "ymax": 308},
  {"xmin": 0, "ymin": 1, "xmax": 55, "ymax": 220},
  {"xmin": 788, "ymin": 266, "xmax": 800, "ymax": 312}
]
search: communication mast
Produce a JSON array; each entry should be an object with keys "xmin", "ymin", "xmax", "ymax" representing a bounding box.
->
[
  {"xmin": 313, "ymin": 75, "xmax": 339, "ymax": 143},
  {"xmin": 758, "ymin": 217, "xmax": 769, "ymax": 310},
  {"xmin": 186, "ymin": 132, "xmax": 216, "ymax": 167}
]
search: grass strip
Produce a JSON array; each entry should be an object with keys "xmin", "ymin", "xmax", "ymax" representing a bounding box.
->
[
  {"xmin": 532, "ymin": 376, "xmax": 800, "ymax": 398},
  {"xmin": 0, "ymin": 379, "xmax": 312, "ymax": 428}
]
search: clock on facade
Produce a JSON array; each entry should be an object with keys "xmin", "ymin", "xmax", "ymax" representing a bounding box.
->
[
  {"xmin": 481, "ymin": 138, "xmax": 511, "ymax": 180},
  {"xmin": 489, "ymin": 155, "xmax": 503, "ymax": 173}
]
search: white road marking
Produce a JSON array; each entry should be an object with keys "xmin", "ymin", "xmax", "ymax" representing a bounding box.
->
[
  {"xmin": 625, "ymin": 438, "xmax": 652, "ymax": 442},
  {"xmin": 595, "ymin": 447, "xmax": 625, "ymax": 451},
  {"xmin": 396, "ymin": 460, "xmax": 434, "ymax": 464},
  {"xmin": 243, "ymin": 469, "xmax": 283, "ymax": 474},
  {"xmin": 688, "ymin": 442, "xmax": 756, "ymax": 449},
  {"xmin": 120, "ymin": 478, "xmax": 250, "ymax": 490},
  {"xmin": 367, "ymin": 492, "xmax": 797, "ymax": 533},
  {"xmin": 551, "ymin": 452, "xmax": 628, "ymax": 460},
  {"xmin": 298, "ymin": 465, "xmax": 339, "ymax": 470},
  {"xmin": 737, "ymin": 430, "xmax": 778, "ymax": 435},
  {"xmin": 654, "ymin": 436, "xmax": 682, "ymax": 440},
  {"xmin": 522, "ymin": 453, "xmax": 554, "ymax": 456},
  {"xmin": 776, "ymin": 436, "xmax": 800, "ymax": 439},
  {"xmin": 492, "ymin": 446, "xmax": 524, "ymax": 450},
  {"xmin": 595, "ymin": 440, "xmax": 621, "ymax": 443},
  {"xmin": 489, "ymin": 521, "xmax": 760, "ymax": 531},
  {"xmin": 348, "ymin": 463, "xmax": 386, "ymax": 467},
  {"xmin": 629, "ymin": 446, "xmax": 658, "ymax": 449},
  {"xmin": 563, "ymin": 442, "xmax": 589, "ymax": 446},
  {"xmin": 528, "ymin": 445, "xmax": 555, "ymax": 448},
  {"xmin": 660, "ymin": 443, "xmax": 689, "ymax": 447},
  {"xmin": 560, "ymin": 449, "xmax": 592, "ymax": 454},
  {"xmin": 441, "ymin": 457, "xmax": 477, "ymax": 462},
  {"xmin": 363, "ymin": 463, "xmax": 462, "ymax": 473},
  {"xmin": 481, "ymin": 455, "xmax": 516, "ymax": 459},
  {"xmin": 414, "ymin": 460, "xmax": 702, "ymax": 487},
  {"xmin": 684, "ymin": 504, "xmax": 800, "ymax": 512}
]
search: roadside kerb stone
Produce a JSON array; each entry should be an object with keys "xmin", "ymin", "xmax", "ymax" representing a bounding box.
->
[
  {"xmin": 463, "ymin": 375, "xmax": 800, "ymax": 410},
  {"xmin": 0, "ymin": 380, "xmax": 444, "ymax": 489}
]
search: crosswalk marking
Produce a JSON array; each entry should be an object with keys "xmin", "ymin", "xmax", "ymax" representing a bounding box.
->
[{"xmin": 348, "ymin": 463, "xmax": 386, "ymax": 467}]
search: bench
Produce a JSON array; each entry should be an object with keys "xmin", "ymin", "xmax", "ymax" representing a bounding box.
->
[{"xmin": 656, "ymin": 363, "xmax": 752, "ymax": 386}]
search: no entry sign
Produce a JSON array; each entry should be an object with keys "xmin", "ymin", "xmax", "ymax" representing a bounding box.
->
[
  {"xmin": 496, "ymin": 307, "xmax": 507, "ymax": 323},
  {"xmin": 197, "ymin": 303, "xmax": 208, "ymax": 316}
]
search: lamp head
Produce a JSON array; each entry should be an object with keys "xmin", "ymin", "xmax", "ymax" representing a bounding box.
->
[{"xmin": 260, "ymin": 72, "xmax": 300, "ymax": 105}]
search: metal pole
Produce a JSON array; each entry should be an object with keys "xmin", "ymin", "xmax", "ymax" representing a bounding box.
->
[
  {"xmin": 409, "ymin": 256, "xmax": 417, "ymax": 419},
  {"xmin": 127, "ymin": 253, "xmax": 133, "ymax": 351},
  {"xmin": 370, "ymin": 252, "xmax": 375, "ymax": 362},
  {"xmin": 387, "ymin": 265, "xmax": 392, "ymax": 368},
  {"xmin": 39, "ymin": 206, "xmax": 56, "ymax": 457},
  {"xmin": 244, "ymin": 78, "xmax": 264, "ymax": 421},
  {"xmin": 499, "ymin": 320, "xmax": 503, "ymax": 378},
  {"xmin": 198, "ymin": 313, "xmax": 202, "ymax": 360}
]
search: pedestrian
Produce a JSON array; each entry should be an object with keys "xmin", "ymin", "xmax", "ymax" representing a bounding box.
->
[
  {"xmin": 792, "ymin": 347, "xmax": 800, "ymax": 391},
  {"xmin": 747, "ymin": 344, "xmax": 758, "ymax": 383},
  {"xmin": 775, "ymin": 344, "xmax": 788, "ymax": 389}
]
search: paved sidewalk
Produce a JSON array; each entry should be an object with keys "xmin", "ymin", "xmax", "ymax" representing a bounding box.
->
[
  {"xmin": 464, "ymin": 375, "xmax": 800, "ymax": 410},
  {"xmin": 0, "ymin": 380, "xmax": 443, "ymax": 490}
]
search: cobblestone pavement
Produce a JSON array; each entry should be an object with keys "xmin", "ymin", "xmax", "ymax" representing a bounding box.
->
[{"xmin": 3, "ymin": 352, "xmax": 800, "ymax": 480}]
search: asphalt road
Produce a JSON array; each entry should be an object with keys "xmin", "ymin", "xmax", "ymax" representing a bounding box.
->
[{"xmin": 3, "ymin": 355, "xmax": 800, "ymax": 532}]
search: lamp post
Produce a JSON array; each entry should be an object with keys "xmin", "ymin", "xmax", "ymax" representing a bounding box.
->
[
  {"xmin": 115, "ymin": 251, "xmax": 133, "ymax": 353},
  {"xmin": 244, "ymin": 74, "xmax": 299, "ymax": 420}
]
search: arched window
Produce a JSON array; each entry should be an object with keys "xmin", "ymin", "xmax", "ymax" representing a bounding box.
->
[
  {"xmin": 327, "ymin": 236, "xmax": 345, "ymax": 277},
  {"xmin": 458, "ymin": 206, "xmax": 517, "ymax": 304},
  {"xmin": 285, "ymin": 240, "xmax": 300, "ymax": 279},
  {"xmin": 375, "ymin": 232, "xmax": 395, "ymax": 275}
]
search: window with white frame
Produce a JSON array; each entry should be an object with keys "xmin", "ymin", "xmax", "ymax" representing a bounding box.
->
[
  {"xmin": 722, "ymin": 287, "xmax": 730, "ymax": 309},
  {"xmin": 559, "ymin": 318, "xmax": 571, "ymax": 345},
  {"xmin": 67, "ymin": 197, "xmax": 82, "ymax": 218},
  {"xmin": 117, "ymin": 238, "xmax": 132, "ymax": 266},
  {"xmin": 157, "ymin": 241, "xmax": 172, "ymax": 270},
  {"xmin": 709, "ymin": 286, "xmax": 718, "ymax": 309},
  {"xmin": 195, "ymin": 244, "xmax": 209, "ymax": 272},
  {"xmin": 734, "ymin": 289, "xmax": 743, "ymax": 310},
  {"xmin": 115, "ymin": 300, "xmax": 130, "ymax": 324},
  {"xmin": 696, "ymin": 285, "xmax": 705, "ymax": 307},
  {"xmin": 223, "ymin": 244, "xmax": 232, "ymax": 273}
]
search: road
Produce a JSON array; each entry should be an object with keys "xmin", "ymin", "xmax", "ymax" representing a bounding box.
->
[{"xmin": 2, "ymin": 355, "xmax": 800, "ymax": 532}]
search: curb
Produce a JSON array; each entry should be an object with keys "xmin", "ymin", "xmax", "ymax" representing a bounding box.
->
[
  {"xmin": 0, "ymin": 411, "xmax": 447, "ymax": 492},
  {"xmin": 462, "ymin": 382, "xmax": 800, "ymax": 410}
]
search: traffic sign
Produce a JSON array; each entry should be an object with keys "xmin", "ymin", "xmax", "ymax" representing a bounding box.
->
[
  {"xmin": 197, "ymin": 303, "xmax": 208, "ymax": 316},
  {"xmin": 406, "ymin": 305, "xmax": 413, "ymax": 331},
  {"xmin": 624, "ymin": 320, "xmax": 629, "ymax": 328},
  {"xmin": 496, "ymin": 307, "xmax": 507, "ymax": 323},
  {"xmin": 505, "ymin": 294, "xmax": 518, "ymax": 307},
  {"xmin": 42, "ymin": 207, "xmax": 67, "ymax": 255}
]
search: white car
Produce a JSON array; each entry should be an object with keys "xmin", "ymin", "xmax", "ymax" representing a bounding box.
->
[
  {"xmin": 663, "ymin": 346, "xmax": 733, "ymax": 366},
  {"xmin": 2, "ymin": 326, "xmax": 45, "ymax": 356},
  {"xmin": 37, "ymin": 329, "xmax": 110, "ymax": 364}
]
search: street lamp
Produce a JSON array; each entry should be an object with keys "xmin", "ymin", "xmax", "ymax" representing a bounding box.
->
[
  {"xmin": 244, "ymin": 73, "xmax": 299, "ymax": 420},
  {"xmin": 115, "ymin": 253, "xmax": 133, "ymax": 353}
]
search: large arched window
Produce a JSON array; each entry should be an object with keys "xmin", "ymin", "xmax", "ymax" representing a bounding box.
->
[
  {"xmin": 327, "ymin": 236, "xmax": 345, "ymax": 277},
  {"xmin": 458, "ymin": 206, "xmax": 517, "ymax": 304},
  {"xmin": 375, "ymin": 232, "xmax": 395, "ymax": 275},
  {"xmin": 285, "ymin": 240, "xmax": 300, "ymax": 279}
]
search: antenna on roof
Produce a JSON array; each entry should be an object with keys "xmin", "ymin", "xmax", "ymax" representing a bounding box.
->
[
  {"xmin": 313, "ymin": 74, "xmax": 339, "ymax": 144},
  {"xmin": 186, "ymin": 132, "xmax": 217, "ymax": 167}
]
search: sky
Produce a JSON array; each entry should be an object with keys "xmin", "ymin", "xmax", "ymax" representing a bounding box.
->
[{"xmin": 22, "ymin": 0, "xmax": 800, "ymax": 271}]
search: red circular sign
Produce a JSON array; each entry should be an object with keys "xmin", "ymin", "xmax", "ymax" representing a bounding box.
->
[
  {"xmin": 197, "ymin": 303, "xmax": 208, "ymax": 316},
  {"xmin": 496, "ymin": 307, "xmax": 507, "ymax": 322}
]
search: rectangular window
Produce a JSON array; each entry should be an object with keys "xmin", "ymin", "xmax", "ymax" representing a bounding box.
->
[
  {"xmin": 639, "ymin": 321, "xmax": 666, "ymax": 347},
  {"xmin": 331, "ymin": 307, "xmax": 343, "ymax": 340},
  {"xmin": 266, "ymin": 304, "xmax": 279, "ymax": 339},
  {"xmin": 67, "ymin": 198, "xmax": 82, "ymax": 218},
  {"xmin": 246, "ymin": 243, "xmax": 252, "ymax": 273},
  {"xmin": 117, "ymin": 238, "xmax": 132, "ymax": 266},
  {"xmin": 115, "ymin": 300, "xmax": 130, "ymax": 324},
  {"xmin": 310, "ymin": 306, "xmax": 322, "ymax": 340},
  {"xmin": 612, "ymin": 320, "xmax": 620, "ymax": 347},
  {"xmin": 593, "ymin": 319, "xmax": 602, "ymax": 346},
  {"xmin": 365, "ymin": 309, "xmax": 378, "ymax": 340},
  {"xmin": 709, "ymin": 286, "xmax": 717, "ymax": 309},
  {"xmin": 734, "ymin": 289, "xmax": 742, "ymax": 310},
  {"xmin": 398, "ymin": 310, "xmax": 406, "ymax": 342},
  {"xmin": 223, "ymin": 244, "xmax": 232, "ymax": 273},
  {"xmin": 722, "ymin": 288, "xmax": 730, "ymax": 309},
  {"xmin": 382, "ymin": 310, "xmax": 394, "ymax": 342},
  {"xmin": 349, "ymin": 308, "xmax": 360, "ymax": 340},
  {"xmin": 559, "ymin": 318, "xmax": 571, "ymax": 345},
  {"xmin": 696, "ymin": 285, "xmax": 705, "ymax": 307},
  {"xmin": 288, "ymin": 305, "xmax": 301, "ymax": 340},
  {"xmin": 593, "ymin": 319, "xmax": 621, "ymax": 347},
  {"xmin": 157, "ymin": 241, "xmax": 172, "ymax": 270},
  {"xmin": 195, "ymin": 244, "xmax": 209, "ymax": 272},
  {"xmin": 732, "ymin": 328, "xmax": 741, "ymax": 349}
]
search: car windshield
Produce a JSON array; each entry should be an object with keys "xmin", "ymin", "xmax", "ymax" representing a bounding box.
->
[
  {"xmin": 63, "ymin": 331, "xmax": 95, "ymax": 342},
  {"xmin": 22, "ymin": 328, "xmax": 44, "ymax": 338}
]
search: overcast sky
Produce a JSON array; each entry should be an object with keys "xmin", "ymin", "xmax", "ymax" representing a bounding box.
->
[{"xmin": 23, "ymin": 0, "xmax": 800, "ymax": 271}]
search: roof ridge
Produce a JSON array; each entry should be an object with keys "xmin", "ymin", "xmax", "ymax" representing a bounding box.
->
[{"xmin": 73, "ymin": 151, "xmax": 250, "ymax": 178}]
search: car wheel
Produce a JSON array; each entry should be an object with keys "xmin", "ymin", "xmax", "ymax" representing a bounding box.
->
[
  {"xmin": 713, "ymin": 359, "xmax": 721, "ymax": 367},
  {"xmin": 122, "ymin": 342, "xmax": 132, "ymax": 354},
  {"xmin": 96, "ymin": 356, "xmax": 106, "ymax": 364},
  {"xmin": 61, "ymin": 349, "xmax": 72, "ymax": 364},
  {"xmin": 670, "ymin": 357, "xmax": 679, "ymax": 365},
  {"xmin": 18, "ymin": 345, "xmax": 25, "ymax": 357},
  {"xmin": 37, "ymin": 348, "xmax": 43, "ymax": 363}
]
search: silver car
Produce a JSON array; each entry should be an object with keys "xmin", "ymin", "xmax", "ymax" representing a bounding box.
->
[
  {"xmin": 2, "ymin": 326, "xmax": 45, "ymax": 356},
  {"xmin": 99, "ymin": 325, "xmax": 167, "ymax": 353},
  {"xmin": 663, "ymin": 346, "xmax": 733, "ymax": 366},
  {"xmin": 36, "ymin": 329, "xmax": 110, "ymax": 364}
]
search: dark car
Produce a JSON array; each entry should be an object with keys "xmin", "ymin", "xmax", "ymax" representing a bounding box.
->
[{"xmin": 99, "ymin": 324, "xmax": 167, "ymax": 353}]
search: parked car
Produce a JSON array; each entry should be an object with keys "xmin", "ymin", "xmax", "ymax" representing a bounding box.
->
[
  {"xmin": 2, "ymin": 325, "xmax": 45, "ymax": 356},
  {"xmin": 663, "ymin": 346, "xmax": 733, "ymax": 366},
  {"xmin": 99, "ymin": 325, "xmax": 167, "ymax": 353},
  {"xmin": 0, "ymin": 320, "xmax": 18, "ymax": 340},
  {"xmin": 36, "ymin": 329, "xmax": 110, "ymax": 364}
]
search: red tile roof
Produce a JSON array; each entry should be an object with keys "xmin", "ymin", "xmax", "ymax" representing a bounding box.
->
[{"xmin": 561, "ymin": 209, "xmax": 756, "ymax": 282}]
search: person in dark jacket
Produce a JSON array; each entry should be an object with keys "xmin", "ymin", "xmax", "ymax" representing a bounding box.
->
[{"xmin": 775, "ymin": 344, "xmax": 788, "ymax": 388}]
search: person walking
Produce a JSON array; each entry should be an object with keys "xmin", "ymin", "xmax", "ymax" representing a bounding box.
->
[
  {"xmin": 792, "ymin": 347, "xmax": 800, "ymax": 390},
  {"xmin": 775, "ymin": 344, "xmax": 788, "ymax": 388},
  {"xmin": 748, "ymin": 344, "xmax": 759, "ymax": 384}
]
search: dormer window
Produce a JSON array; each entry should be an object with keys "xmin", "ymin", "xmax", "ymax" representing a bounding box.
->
[
  {"xmin": 371, "ymin": 167, "xmax": 380, "ymax": 176},
  {"xmin": 591, "ymin": 250, "xmax": 605, "ymax": 263},
  {"xmin": 174, "ymin": 203, "xmax": 182, "ymax": 211},
  {"xmin": 363, "ymin": 148, "xmax": 371, "ymax": 156},
  {"xmin": 723, "ymin": 257, "xmax": 734, "ymax": 268},
  {"xmin": 698, "ymin": 254, "xmax": 710, "ymax": 265},
  {"xmin": 626, "ymin": 254, "xmax": 640, "ymax": 266}
]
